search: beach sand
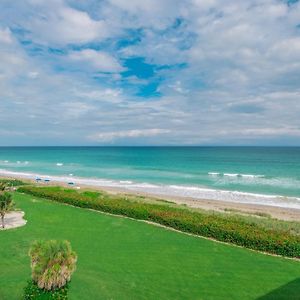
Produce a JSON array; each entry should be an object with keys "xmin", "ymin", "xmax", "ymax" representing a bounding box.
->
[
  {"xmin": 3, "ymin": 175, "xmax": 300, "ymax": 222},
  {"xmin": 86, "ymin": 185, "xmax": 300, "ymax": 222},
  {"xmin": 0, "ymin": 211, "xmax": 26, "ymax": 230}
]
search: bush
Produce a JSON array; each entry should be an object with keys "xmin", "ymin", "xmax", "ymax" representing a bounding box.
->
[
  {"xmin": 0, "ymin": 187, "xmax": 14, "ymax": 228},
  {"xmin": 18, "ymin": 185, "xmax": 300, "ymax": 258},
  {"xmin": 0, "ymin": 178, "xmax": 28, "ymax": 187},
  {"xmin": 29, "ymin": 240, "xmax": 77, "ymax": 291},
  {"xmin": 24, "ymin": 280, "xmax": 68, "ymax": 300}
]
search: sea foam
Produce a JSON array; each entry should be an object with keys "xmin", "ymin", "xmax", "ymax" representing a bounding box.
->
[
  {"xmin": 209, "ymin": 172, "xmax": 265, "ymax": 179},
  {"xmin": 1, "ymin": 168, "xmax": 300, "ymax": 210},
  {"xmin": 224, "ymin": 173, "xmax": 239, "ymax": 177}
]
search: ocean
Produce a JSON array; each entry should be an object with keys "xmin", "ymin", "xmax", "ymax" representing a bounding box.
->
[{"xmin": 0, "ymin": 146, "xmax": 299, "ymax": 208}]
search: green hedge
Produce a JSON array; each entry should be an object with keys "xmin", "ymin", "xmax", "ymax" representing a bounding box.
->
[
  {"xmin": 18, "ymin": 186, "xmax": 300, "ymax": 258},
  {"xmin": 0, "ymin": 178, "xmax": 28, "ymax": 187}
]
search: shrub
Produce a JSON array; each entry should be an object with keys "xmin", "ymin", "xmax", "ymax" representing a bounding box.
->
[
  {"xmin": 24, "ymin": 280, "xmax": 68, "ymax": 300},
  {"xmin": 19, "ymin": 186, "xmax": 300, "ymax": 258},
  {"xmin": 0, "ymin": 178, "xmax": 28, "ymax": 187},
  {"xmin": 0, "ymin": 183, "xmax": 14, "ymax": 228},
  {"xmin": 29, "ymin": 240, "xmax": 77, "ymax": 291}
]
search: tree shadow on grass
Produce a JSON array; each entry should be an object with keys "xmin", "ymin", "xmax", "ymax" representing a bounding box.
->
[{"xmin": 257, "ymin": 278, "xmax": 300, "ymax": 300}]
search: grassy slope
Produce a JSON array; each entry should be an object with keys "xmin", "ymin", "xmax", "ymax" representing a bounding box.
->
[{"xmin": 1, "ymin": 193, "xmax": 300, "ymax": 300}]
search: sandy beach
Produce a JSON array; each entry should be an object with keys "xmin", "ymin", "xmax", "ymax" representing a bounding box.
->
[
  {"xmin": 79, "ymin": 185, "xmax": 300, "ymax": 222},
  {"xmin": 3, "ymin": 175, "xmax": 300, "ymax": 222}
]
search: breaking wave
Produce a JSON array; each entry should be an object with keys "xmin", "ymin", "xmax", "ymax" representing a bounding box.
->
[
  {"xmin": 209, "ymin": 172, "xmax": 265, "ymax": 178},
  {"xmin": 1, "ymin": 169, "xmax": 300, "ymax": 210}
]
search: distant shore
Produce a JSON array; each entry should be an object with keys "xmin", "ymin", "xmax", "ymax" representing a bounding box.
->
[{"xmin": 2, "ymin": 173, "xmax": 300, "ymax": 222}]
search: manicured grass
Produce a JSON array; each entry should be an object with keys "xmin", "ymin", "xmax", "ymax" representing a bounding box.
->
[
  {"xmin": 18, "ymin": 186, "xmax": 300, "ymax": 258},
  {"xmin": 1, "ymin": 193, "xmax": 300, "ymax": 299}
]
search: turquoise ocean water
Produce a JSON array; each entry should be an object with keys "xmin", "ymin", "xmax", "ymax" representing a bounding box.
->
[{"xmin": 0, "ymin": 147, "xmax": 299, "ymax": 208}]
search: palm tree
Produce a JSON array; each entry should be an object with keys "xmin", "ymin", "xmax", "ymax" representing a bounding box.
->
[
  {"xmin": 29, "ymin": 240, "xmax": 77, "ymax": 290},
  {"xmin": 0, "ymin": 183, "xmax": 14, "ymax": 228}
]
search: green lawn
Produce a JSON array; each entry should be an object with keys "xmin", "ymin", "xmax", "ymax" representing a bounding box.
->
[{"xmin": 1, "ymin": 193, "xmax": 300, "ymax": 300}]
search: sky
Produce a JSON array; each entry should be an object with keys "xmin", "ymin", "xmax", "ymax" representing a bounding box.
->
[{"xmin": 0, "ymin": 0, "xmax": 299, "ymax": 146}]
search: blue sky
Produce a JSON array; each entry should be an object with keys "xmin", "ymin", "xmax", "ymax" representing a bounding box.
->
[{"xmin": 0, "ymin": 0, "xmax": 299, "ymax": 146}]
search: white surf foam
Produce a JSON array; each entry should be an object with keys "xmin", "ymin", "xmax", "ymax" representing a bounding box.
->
[
  {"xmin": 240, "ymin": 174, "xmax": 265, "ymax": 178},
  {"xmin": 213, "ymin": 173, "xmax": 300, "ymax": 189},
  {"xmin": 120, "ymin": 180, "xmax": 133, "ymax": 184},
  {"xmin": 1, "ymin": 169, "xmax": 300, "ymax": 210},
  {"xmin": 224, "ymin": 173, "xmax": 239, "ymax": 177},
  {"xmin": 0, "ymin": 160, "xmax": 30, "ymax": 166},
  {"xmin": 209, "ymin": 172, "xmax": 265, "ymax": 179}
]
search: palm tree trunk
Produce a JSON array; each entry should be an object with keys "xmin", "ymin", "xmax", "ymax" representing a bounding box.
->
[{"xmin": 1, "ymin": 214, "xmax": 4, "ymax": 228}]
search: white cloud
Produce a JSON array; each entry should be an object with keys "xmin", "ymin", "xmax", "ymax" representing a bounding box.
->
[
  {"xmin": 269, "ymin": 37, "xmax": 300, "ymax": 61},
  {"xmin": 107, "ymin": 0, "xmax": 182, "ymax": 29},
  {"xmin": 28, "ymin": 71, "xmax": 39, "ymax": 79},
  {"xmin": 28, "ymin": 3, "xmax": 110, "ymax": 45},
  {"xmin": 0, "ymin": 27, "xmax": 13, "ymax": 44},
  {"xmin": 61, "ymin": 101, "xmax": 94, "ymax": 119},
  {"xmin": 243, "ymin": 127, "xmax": 300, "ymax": 137},
  {"xmin": 0, "ymin": 0, "xmax": 300, "ymax": 145},
  {"xmin": 74, "ymin": 88, "xmax": 123, "ymax": 103},
  {"xmin": 68, "ymin": 49, "xmax": 124, "ymax": 73},
  {"xmin": 0, "ymin": 31, "xmax": 28, "ymax": 81},
  {"xmin": 89, "ymin": 129, "xmax": 171, "ymax": 142}
]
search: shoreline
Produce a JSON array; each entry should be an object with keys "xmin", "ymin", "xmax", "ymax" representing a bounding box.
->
[
  {"xmin": 80, "ymin": 184, "xmax": 300, "ymax": 222},
  {"xmin": 2, "ymin": 172, "xmax": 300, "ymax": 222},
  {"xmin": 1, "ymin": 169, "xmax": 300, "ymax": 206}
]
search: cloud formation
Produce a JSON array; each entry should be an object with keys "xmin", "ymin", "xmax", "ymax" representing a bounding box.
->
[
  {"xmin": 68, "ymin": 49, "xmax": 124, "ymax": 72},
  {"xmin": 89, "ymin": 129, "xmax": 171, "ymax": 142},
  {"xmin": 0, "ymin": 0, "xmax": 299, "ymax": 145}
]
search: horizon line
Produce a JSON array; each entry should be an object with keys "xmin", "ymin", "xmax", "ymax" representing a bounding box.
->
[{"xmin": 0, "ymin": 145, "xmax": 300, "ymax": 148}]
